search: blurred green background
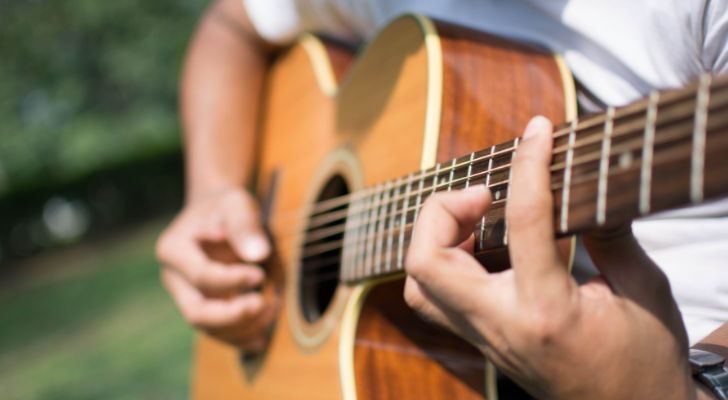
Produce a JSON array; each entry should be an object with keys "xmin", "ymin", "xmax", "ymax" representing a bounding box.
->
[{"xmin": 1, "ymin": 0, "xmax": 208, "ymax": 397}]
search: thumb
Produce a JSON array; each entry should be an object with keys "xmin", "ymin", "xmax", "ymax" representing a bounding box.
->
[{"xmin": 224, "ymin": 193, "xmax": 271, "ymax": 263}]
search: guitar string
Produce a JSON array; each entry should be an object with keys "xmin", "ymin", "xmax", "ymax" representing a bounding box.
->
[
  {"xmin": 269, "ymin": 87, "xmax": 728, "ymax": 235},
  {"xmin": 296, "ymin": 137, "xmax": 728, "ymax": 283},
  {"xmin": 312, "ymin": 124, "xmax": 728, "ymax": 263},
  {"xmin": 304, "ymin": 78, "xmax": 728, "ymax": 217},
  {"xmin": 294, "ymin": 103, "xmax": 717, "ymax": 240},
  {"xmin": 301, "ymin": 224, "xmax": 535, "ymax": 284},
  {"xmin": 278, "ymin": 78, "xmax": 722, "ymax": 286},
  {"xmin": 300, "ymin": 146, "xmax": 721, "ymax": 288},
  {"xmin": 292, "ymin": 115, "xmax": 728, "ymax": 270},
  {"xmin": 296, "ymin": 80, "xmax": 728, "ymax": 219},
  {"xmin": 302, "ymin": 125, "xmax": 694, "ymax": 247},
  {"xmin": 301, "ymin": 147, "xmax": 680, "ymax": 269},
  {"xmin": 288, "ymin": 103, "xmax": 728, "ymax": 247},
  {"xmin": 289, "ymin": 158, "xmax": 728, "ymax": 279},
  {"xmin": 313, "ymin": 86, "xmax": 728, "ymax": 218},
  {"xmin": 295, "ymin": 126, "xmax": 728, "ymax": 281}
]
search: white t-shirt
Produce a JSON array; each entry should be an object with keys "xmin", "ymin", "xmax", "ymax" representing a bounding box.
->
[{"xmin": 243, "ymin": 0, "xmax": 728, "ymax": 344}]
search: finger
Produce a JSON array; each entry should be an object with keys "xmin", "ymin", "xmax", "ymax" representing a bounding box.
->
[
  {"xmin": 223, "ymin": 192, "xmax": 271, "ymax": 263},
  {"xmin": 411, "ymin": 185, "xmax": 492, "ymax": 250},
  {"xmin": 209, "ymin": 296, "xmax": 278, "ymax": 349},
  {"xmin": 405, "ymin": 187, "xmax": 502, "ymax": 319},
  {"xmin": 162, "ymin": 268, "xmax": 267, "ymax": 329},
  {"xmin": 406, "ymin": 187, "xmax": 491, "ymax": 287},
  {"xmin": 506, "ymin": 116, "xmax": 571, "ymax": 298},
  {"xmin": 158, "ymin": 230, "xmax": 264, "ymax": 294}
]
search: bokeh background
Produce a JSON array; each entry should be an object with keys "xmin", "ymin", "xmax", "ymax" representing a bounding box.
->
[{"xmin": 1, "ymin": 0, "xmax": 207, "ymax": 397}]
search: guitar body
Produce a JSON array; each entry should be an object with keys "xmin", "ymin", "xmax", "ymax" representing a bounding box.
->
[{"xmin": 192, "ymin": 15, "xmax": 576, "ymax": 399}]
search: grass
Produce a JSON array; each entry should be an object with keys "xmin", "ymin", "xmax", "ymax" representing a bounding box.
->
[{"xmin": 0, "ymin": 220, "xmax": 194, "ymax": 400}]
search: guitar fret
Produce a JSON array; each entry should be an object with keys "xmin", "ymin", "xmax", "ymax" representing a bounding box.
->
[
  {"xmin": 414, "ymin": 170, "xmax": 426, "ymax": 223},
  {"xmin": 365, "ymin": 185, "xmax": 384, "ymax": 277},
  {"xmin": 356, "ymin": 190, "xmax": 374, "ymax": 280},
  {"xmin": 503, "ymin": 139, "xmax": 519, "ymax": 245},
  {"xmin": 465, "ymin": 152, "xmax": 475, "ymax": 188},
  {"xmin": 640, "ymin": 91, "xmax": 659, "ymax": 214},
  {"xmin": 373, "ymin": 182, "xmax": 389, "ymax": 274},
  {"xmin": 596, "ymin": 107, "xmax": 615, "ymax": 226},
  {"xmin": 431, "ymin": 163, "xmax": 441, "ymax": 195},
  {"xmin": 397, "ymin": 173, "xmax": 414, "ymax": 270},
  {"xmin": 691, "ymin": 74, "xmax": 712, "ymax": 203},
  {"xmin": 560, "ymin": 121, "xmax": 577, "ymax": 233},
  {"xmin": 448, "ymin": 159, "xmax": 456, "ymax": 191},
  {"xmin": 385, "ymin": 178, "xmax": 401, "ymax": 273},
  {"xmin": 480, "ymin": 145, "xmax": 495, "ymax": 250}
]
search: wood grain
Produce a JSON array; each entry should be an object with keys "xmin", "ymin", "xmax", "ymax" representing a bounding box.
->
[
  {"xmin": 351, "ymin": 18, "xmax": 569, "ymax": 400},
  {"xmin": 435, "ymin": 20, "xmax": 568, "ymax": 161},
  {"xmin": 354, "ymin": 280, "xmax": 486, "ymax": 400}
]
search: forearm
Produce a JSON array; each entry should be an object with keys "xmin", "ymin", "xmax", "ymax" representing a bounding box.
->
[{"xmin": 180, "ymin": 0, "xmax": 272, "ymax": 203}]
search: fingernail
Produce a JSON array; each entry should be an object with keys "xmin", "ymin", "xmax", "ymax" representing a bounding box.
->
[
  {"xmin": 244, "ymin": 236, "xmax": 270, "ymax": 261},
  {"xmin": 523, "ymin": 116, "xmax": 550, "ymax": 140},
  {"xmin": 464, "ymin": 184, "xmax": 486, "ymax": 192}
]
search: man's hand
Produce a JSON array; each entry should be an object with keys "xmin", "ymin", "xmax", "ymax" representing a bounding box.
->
[
  {"xmin": 159, "ymin": 0, "xmax": 275, "ymax": 351},
  {"xmin": 157, "ymin": 187, "xmax": 277, "ymax": 351},
  {"xmin": 404, "ymin": 116, "xmax": 699, "ymax": 399}
]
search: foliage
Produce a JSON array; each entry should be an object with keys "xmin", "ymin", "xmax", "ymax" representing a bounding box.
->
[
  {"xmin": 0, "ymin": 0, "xmax": 206, "ymax": 195},
  {"xmin": 0, "ymin": 222, "xmax": 194, "ymax": 399}
]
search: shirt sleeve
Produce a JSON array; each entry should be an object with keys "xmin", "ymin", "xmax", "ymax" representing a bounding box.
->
[
  {"xmin": 702, "ymin": 0, "xmax": 728, "ymax": 73},
  {"xmin": 243, "ymin": 0, "xmax": 363, "ymax": 45}
]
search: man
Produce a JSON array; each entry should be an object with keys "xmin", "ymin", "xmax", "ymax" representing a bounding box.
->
[{"xmin": 156, "ymin": 0, "xmax": 728, "ymax": 397}]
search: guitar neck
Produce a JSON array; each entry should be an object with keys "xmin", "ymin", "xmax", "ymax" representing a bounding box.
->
[{"xmin": 302, "ymin": 74, "xmax": 728, "ymax": 284}]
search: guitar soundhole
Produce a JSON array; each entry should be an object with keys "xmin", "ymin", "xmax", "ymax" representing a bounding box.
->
[{"xmin": 299, "ymin": 175, "xmax": 349, "ymax": 323}]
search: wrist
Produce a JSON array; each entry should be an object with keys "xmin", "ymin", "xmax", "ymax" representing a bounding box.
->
[
  {"xmin": 690, "ymin": 347, "xmax": 728, "ymax": 400},
  {"xmin": 186, "ymin": 180, "xmax": 245, "ymax": 204},
  {"xmin": 185, "ymin": 161, "xmax": 252, "ymax": 203}
]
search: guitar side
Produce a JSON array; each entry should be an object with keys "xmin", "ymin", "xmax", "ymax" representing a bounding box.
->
[{"xmin": 192, "ymin": 14, "xmax": 576, "ymax": 400}]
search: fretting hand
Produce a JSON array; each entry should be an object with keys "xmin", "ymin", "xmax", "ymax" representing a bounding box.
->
[{"xmin": 403, "ymin": 116, "xmax": 699, "ymax": 399}]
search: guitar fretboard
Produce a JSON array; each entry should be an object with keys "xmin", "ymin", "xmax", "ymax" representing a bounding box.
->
[{"xmin": 299, "ymin": 74, "xmax": 728, "ymax": 284}]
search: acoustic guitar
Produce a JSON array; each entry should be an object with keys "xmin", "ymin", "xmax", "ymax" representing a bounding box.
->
[{"xmin": 192, "ymin": 14, "xmax": 728, "ymax": 399}]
